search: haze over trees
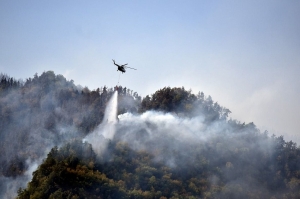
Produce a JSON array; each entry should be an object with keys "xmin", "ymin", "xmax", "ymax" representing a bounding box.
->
[
  {"xmin": 0, "ymin": 71, "xmax": 139, "ymax": 198},
  {"xmin": 0, "ymin": 71, "xmax": 299, "ymax": 198}
]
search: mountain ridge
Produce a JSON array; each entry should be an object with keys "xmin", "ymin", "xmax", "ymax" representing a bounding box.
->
[{"xmin": 0, "ymin": 71, "xmax": 299, "ymax": 199}]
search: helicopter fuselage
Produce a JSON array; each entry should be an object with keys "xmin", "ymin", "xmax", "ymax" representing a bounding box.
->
[{"xmin": 117, "ymin": 66, "xmax": 126, "ymax": 73}]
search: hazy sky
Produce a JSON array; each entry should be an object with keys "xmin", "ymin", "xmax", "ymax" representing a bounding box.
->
[{"xmin": 1, "ymin": 1, "xmax": 299, "ymax": 143}]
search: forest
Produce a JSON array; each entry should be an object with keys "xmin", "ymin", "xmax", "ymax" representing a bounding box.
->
[{"xmin": 0, "ymin": 71, "xmax": 299, "ymax": 199}]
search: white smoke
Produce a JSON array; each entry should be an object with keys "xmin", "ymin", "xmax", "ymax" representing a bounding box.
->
[
  {"xmin": 0, "ymin": 159, "xmax": 40, "ymax": 199},
  {"xmin": 109, "ymin": 110, "xmax": 277, "ymax": 197},
  {"xmin": 4, "ymin": 86, "xmax": 278, "ymax": 198},
  {"xmin": 118, "ymin": 111, "xmax": 207, "ymax": 142}
]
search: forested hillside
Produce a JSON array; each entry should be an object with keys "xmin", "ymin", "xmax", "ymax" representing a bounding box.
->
[
  {"xmin": 0, "ymin": 71, "xmax": 299, "ymax": 198},
  {"xmin": 0, "ymin": 71, "xmax": 140, "ymax": 198}
]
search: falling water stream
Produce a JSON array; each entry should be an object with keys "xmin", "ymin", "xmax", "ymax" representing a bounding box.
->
[
  {"xmin": 83, "ymin": 90, "xmax": 118, "ymax": 155},
  {"xmin": 102, "ymin": 90, "xmax": 118, "ymax": 139}
]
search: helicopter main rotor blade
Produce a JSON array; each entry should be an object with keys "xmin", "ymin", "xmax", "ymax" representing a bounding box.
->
[{"xmin": 126, "ymin": 66, "xmax": 137, "ymax": 70}]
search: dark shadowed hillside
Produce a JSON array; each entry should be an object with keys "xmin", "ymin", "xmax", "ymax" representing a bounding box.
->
[{"xmin": 0, "ymin": 72, "xmax": 299, "ymax": 199}]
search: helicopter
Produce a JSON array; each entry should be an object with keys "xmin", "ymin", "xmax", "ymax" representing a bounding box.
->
[{"xmin": 112, "ymin": 59, "xmax": 137, "ymax": 73}]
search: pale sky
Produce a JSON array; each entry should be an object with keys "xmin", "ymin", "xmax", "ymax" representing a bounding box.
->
[{"xmin": 1, "ymin": 1, "xmax": 299, "ymax": 143}]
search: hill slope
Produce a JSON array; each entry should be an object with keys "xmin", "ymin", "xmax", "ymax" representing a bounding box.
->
[
  {"xmin": 0, "ymin": 71, "xmax": 299, "ymax": 198},
  {"xmin": 0, "ymin": 71, "xmax": 140, "ymax": 198}
]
